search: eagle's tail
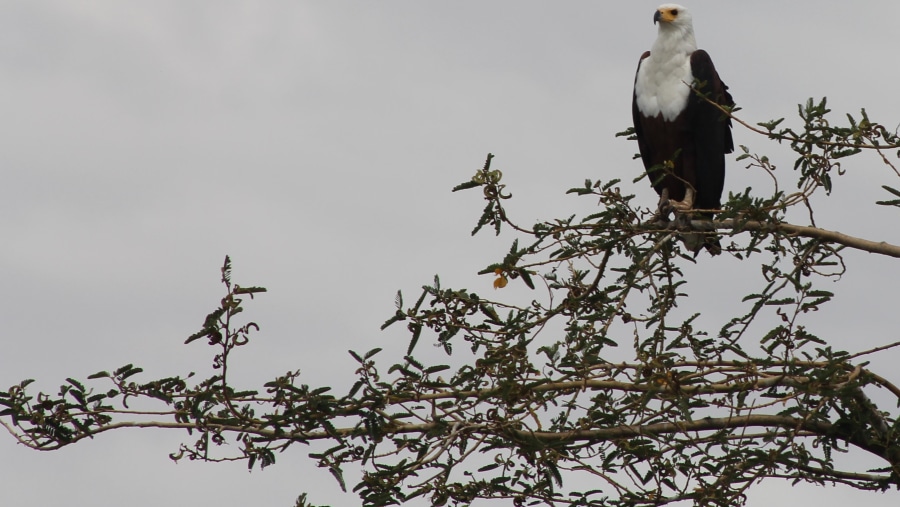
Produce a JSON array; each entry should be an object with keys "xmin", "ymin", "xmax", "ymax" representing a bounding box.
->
[{"xmin": 677, "ymin": 213, "xmax": 721, "ymax": 257}]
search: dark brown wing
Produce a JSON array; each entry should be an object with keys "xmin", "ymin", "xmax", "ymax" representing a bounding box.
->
[{"xmin": 688, "ymin": 49, "xmax": 734, "ymax": 211}]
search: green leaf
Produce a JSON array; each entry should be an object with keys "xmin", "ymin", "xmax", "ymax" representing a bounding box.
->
[
  {"xmin": 877, "ymin": 186, "xmax": 900, "ymax": 207},
  {"xmin": 519, "ymin": 269, "xmax": 536, "ymax": 290},
  {"xmin": 380, "ymin": 311, "xmax": 405, "ymax": 330},
  {"xmin": 882, "ymin": 185, "xmax": 900, "ymax": 198},
  {"xmin": 66, "ymin": 378, "xmax": 85, "ymax": 392},
  {"xmin": 346, "ymin": 380, "xmax": 363, "ymax": 399},
  {"xmin": 452, "ymin": 180, "xmax": 482, "ymax": 192},
  {"xmin": 233, "ymin": 286, "xmax": 267, "ymax": 295},
  {"xmin": 114, "ymin": 364, "xmax": 134, "ymax": 376},
  {"xmin": 407, "ymin": 324, "xmax": 422, "ymax": 355},
  {"xmin": 757, "ymin": 118, "xmax": 785, "ymax": 131}
]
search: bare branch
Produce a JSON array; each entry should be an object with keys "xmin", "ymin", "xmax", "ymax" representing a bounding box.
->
[{"xmin": 720, "ymin": 219, "xmax": 900, "ymax": 258}]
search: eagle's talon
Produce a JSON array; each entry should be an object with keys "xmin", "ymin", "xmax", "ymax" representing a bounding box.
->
[
  {"xmin": 668, "ymin": 187, "xmax": 695, "ymax": 213},
  {"xmin": 668, "ymin": 199, "xmax": 693, "ymax": 212},
  {"xmin": 653, "ymin": 188, "xmax": 674, "ymax": 221}
]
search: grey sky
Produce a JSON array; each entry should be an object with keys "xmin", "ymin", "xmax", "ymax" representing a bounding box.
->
[{"xmin": 1, "ymin": 2, "xmax": 899, "ymax": 506}]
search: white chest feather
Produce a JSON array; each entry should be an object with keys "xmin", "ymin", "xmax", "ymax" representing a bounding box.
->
[{"xmin": 635, "ymin": 52, "xmax": 694, "ymax": 122}]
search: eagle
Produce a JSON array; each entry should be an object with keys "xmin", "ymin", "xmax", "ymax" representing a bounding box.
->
[{"xmin": 632, "ymin": 4, "xmax": 734, "ymax": 255}]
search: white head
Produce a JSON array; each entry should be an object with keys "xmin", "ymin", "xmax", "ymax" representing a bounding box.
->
[
  {"xmin": 653, "ymin": 4, "xmax": 694, "ymax": 34},
  {"xmin": 649, "ymin": 4, "xmax": 696, "ymax": 53}
]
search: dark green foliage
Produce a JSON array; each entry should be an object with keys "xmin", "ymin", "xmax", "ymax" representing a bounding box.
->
[
  {"xmin": 454, "ymin": 153, "xmax": 513, "ymax": 236},
  {"xmin": 2, "ymin": 101, "xmax": 900, "ymax": 506},
  {"xmin": 877, "ymin": 185, "xmax": 900, "ymax": 207}
]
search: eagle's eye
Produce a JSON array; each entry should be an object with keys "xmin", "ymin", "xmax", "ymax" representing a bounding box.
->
[{"xmin": 671, "ymin": 9, "xmax": 678, "ymax": 15}]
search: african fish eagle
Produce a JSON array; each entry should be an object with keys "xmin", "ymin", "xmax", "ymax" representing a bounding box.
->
[{"xmin": 632, "ymin": 4, "xmax": 734, "ymax": 255}]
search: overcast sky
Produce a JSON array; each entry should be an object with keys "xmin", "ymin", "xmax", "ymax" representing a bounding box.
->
[{"xmin": 2, "ymin": 2, "xmax": 899, "ymax": 506}]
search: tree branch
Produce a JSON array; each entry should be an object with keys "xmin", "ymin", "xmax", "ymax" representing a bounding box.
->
[
  {"xmin": 671, "ymin": 219, "xmax": 900, "ymax": 258},
  {"xmin": 521, "ymin": 414, "xmax": 831, "ymax": 441}
]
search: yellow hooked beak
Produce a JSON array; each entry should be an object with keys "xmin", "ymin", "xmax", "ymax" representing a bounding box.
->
[{"xmin": 654, "ymin": 7, "xmax": 679, "ymax": 24}]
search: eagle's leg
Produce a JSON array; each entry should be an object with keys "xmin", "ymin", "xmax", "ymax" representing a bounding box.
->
[
  {"xmin": 654, "ymin": 188, "xmax": 673, "ymax": 223},
  {"xmin": 669, "ymin": 187, "xmax": 695, "ymax": 212}
]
